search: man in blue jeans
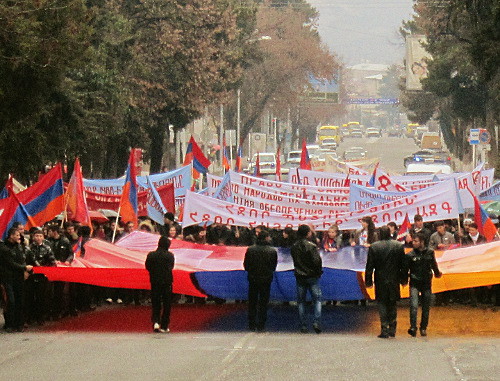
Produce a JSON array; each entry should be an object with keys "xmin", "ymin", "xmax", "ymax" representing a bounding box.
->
[
  {"xmin": 291, "ymin": 225, "xmax": 323, "ymax": 333},
  {"xmin": 404, "ymin": 232, "xmax": 442, "ymax": 337}
]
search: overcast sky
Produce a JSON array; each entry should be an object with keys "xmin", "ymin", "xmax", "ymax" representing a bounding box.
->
[{"xmin": 308, "ymin": 0, "xmax": 415, "ymax": 66}]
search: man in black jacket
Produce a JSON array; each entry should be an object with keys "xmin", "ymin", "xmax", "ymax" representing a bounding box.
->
[
  {"xmin": 405, "ymin": 214, "xmax": 432, "ymax": 248},
  {"xmin": 461, "ymin": 223, "xmax": 487, "ymax": 246},
  {"xmin": 0, "ymin": 227, "xmax": 33, "ymax": 332},
  {"xmin": 404, "ymin": 233, "xmax": 442, "ymax": 337},
  {"xmin": 365, "ymin": 226, "xmax": 406, "ymax": 338},
  {"xmin": 291, "ymin": 225, "xmax": 323, "ymax": 333},
  {"xmin": 243, "ymin": 230, "xmax": 278, "ymax": 332},
  {"xmin": 145, "ymin": 236, "xmax": 175, "ymax": 333},
  {"xmin": 25, "ymin": 229, "xmax": 56, "ymax": 325}
]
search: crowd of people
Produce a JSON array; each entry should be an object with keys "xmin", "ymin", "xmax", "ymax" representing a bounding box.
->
[{"xmin": 0, "ymin": 211, "xmax": 499, "ymax": 335}]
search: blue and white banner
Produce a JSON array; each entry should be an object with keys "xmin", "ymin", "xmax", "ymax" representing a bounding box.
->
[
  {"xmin": 146, "ymin": 176, "xmax": 167, "ymax": 224},
  {"xmin": 480, "ymin": 181, "xmax": 500, "ymax": 201},
  {"xmin": 349, "ymin": 183, "xmax": 420, "ymax": 211},
  {"xmin": 212, "ymin": 172, "xmax": 233, "ymax": 203},
  {"xmin": 83, "ymin": 165, "xmax": 192, "ymax": 199}
]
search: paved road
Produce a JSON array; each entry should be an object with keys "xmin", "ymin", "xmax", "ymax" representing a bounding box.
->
[
  {"xmin": 1, "ymin": 304, "xmax": 498, "ymax": 380},
  {"xmin": 338, "ymin": 135, "xmax": 419, "ymax": 174}
]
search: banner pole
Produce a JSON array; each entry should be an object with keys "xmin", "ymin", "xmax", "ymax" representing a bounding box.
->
[
  {"xmin": 456, "ymin": 217, "xmax": 462, "ymax": 246},
  {"xmin": 111, "ymin": 206, "xmax": 121, "ymax": 243}
]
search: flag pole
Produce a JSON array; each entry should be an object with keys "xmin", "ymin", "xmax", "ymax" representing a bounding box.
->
[
  {"xmin": 111, "ymin": 205, "xmax": 121, "ymax": 243},
  {"xmin": 456, "ymin": 217, "xmax": 462, "ymax": 246}
]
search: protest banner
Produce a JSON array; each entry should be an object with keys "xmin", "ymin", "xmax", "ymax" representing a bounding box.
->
[
  {"xmin": 86, "ymin": 183, "xmax": 174, "ymax": 217},
  {"xmin": 182, "ymin": 181, "xmax": 461, "ymax": 231},
  {"xmin": 83, "ymin": 165, "xmax": 191, "ymax": 200}
]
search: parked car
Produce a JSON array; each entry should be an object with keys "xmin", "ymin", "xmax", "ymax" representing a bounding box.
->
[
  {"xmin": 246, "ymin": 153, "xmax": 277, "ymax": 174},
  {"xmin": 286, "ymin": 150, "xmax": 302, "ymax": 168},
  {"xmin": 366, "ymin": 127, "xmax": 382, "ymax": 138}
]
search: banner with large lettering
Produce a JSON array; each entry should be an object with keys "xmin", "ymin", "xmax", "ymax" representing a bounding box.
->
[
  {"xmin": 86, "ymin": 183, "xmax": 174, "ymax": 217},
  {"xmin": 183, "ymin": 180, "xmax": 460, "ymax": 230},
  {"xmin": 287, "ymin": 167, "xmax": 492, "ymax": 193},
  {"xmin": 83, "ymin": 165, "xmax": 192, "ymax": 201},
  {"xmin": 288, "ymin": 168, "xmax": 441, "ymax": 190},
  {"xmin": 350, "ymin": 183, "xmax": 422, "ymax": 211},
  {"xmin": 208, "ymin": 172, "xmax": 351, "ymax": 204}
]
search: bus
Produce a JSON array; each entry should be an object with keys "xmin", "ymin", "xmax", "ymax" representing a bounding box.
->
[{"xmin": 318, "ymin": 125, "xmax": 342, "ymax": 145}]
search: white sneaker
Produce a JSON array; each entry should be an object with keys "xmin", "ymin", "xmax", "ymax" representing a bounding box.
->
[
  {"xmin": 165, "ymin": 328, "xmax": 170, "ymax": 333},
  {"xmin": 105, "ymin": 298, "xmax": 113, "ymax": 304},
  {"xmin": 153, "ymin": 323, "xmax": 160, "ymax": 332},
  {"xmin": 116, "ymin": 298, "xmax": 123, "ymax": 304}
]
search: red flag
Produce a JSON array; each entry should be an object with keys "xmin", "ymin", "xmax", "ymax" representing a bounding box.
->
[
  {"xmin": 254, "ymin": 152, "xmax": 261, "ymax": 177},
  {"xmin": 299, "ymin": 139, "xmax": 311, "ymax": 170},
  {"xmin": 469, "ymin": 188, "xmax": 497, "ymax": 242},
  {"xmin": 222, "ymin": 137, "xmax": 230, "ymax": 172},
  {"xmin": 235, "ymin": 145, "xmax": 243, "ymax": 172},
  {"xmin": 119, "ymin": 149, "xmax": 139, "ymax": 226},
  {"xmin": 276, "ymin": 147, "xmax": 282, "ymax": 182},
  {"xmin": 397, "ymin": 212, "xmax": 412, "ymax": 241},
  {"xmin": 66, "ymin": 158, "xmax": 92, "ymax": 227},
  {"xmin": 342, "ymin": 173, "xmax": 350, "ymax": 187}
]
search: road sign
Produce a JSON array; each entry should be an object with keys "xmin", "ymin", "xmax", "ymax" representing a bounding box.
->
[
  {"xmin": 479, "ymin": 129, "xmax": 491, "ymax": 144},
  {"xmin": 345, "ymin": 98, "xmax": 399, "ymax": 105},
  {"xmin": 469, "ymin": 128, "xmax": 480, "ymax": 145}
]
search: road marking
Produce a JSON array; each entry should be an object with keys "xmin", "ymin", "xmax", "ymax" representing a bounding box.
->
[{"xmin": 195, "ymin": 333, "xmax": 253, "ymax": 381}]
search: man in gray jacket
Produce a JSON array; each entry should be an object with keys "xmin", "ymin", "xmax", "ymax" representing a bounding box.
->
[
  {"xmin": 428, "ymin": 221, "xmax": 455, "ymax": 251},
  {"xmin": 291, "ymin": 225, "xmax": 323, "ymax": 333}
]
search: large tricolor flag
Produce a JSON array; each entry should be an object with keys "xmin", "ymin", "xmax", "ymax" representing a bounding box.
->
[
  {"xmin": 65, "ymin": 158, "xmax": 91, "ymax": 227},
  {"xmin": 469, "ymin": 188, "xmax": 497, "ymax": 242},
  {"xmin": 0, "ymin": 163, "xmax": 64, "ymax": 238},
  {"xmin": 234, "ymin": 145, "xmax": 243, "ymax": 172},
  {"xmin": 299, "ymin": 139, "xmax": 311, "ymax": 170},
  {"xmin": 119, "ymin": 149, "xmax": 139, "ymax": 225},
  {"xmin": 222, "ymin": 137, "xmax": 230, "ymax": 173},
  {"xmin": 183, "ymin": 136, "xmax": 211, "ymax": 179}
]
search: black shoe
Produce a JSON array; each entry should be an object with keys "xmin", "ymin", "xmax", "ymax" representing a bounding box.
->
[
  {"xmin": 377, "ymin": 333, "xmax": 390, "ymax": 338},
  {"xmin": 313, "ymin": 323, "xmax": 322, "ymax": 334},
  {"xmin": 420, "ymin": 328, "xmax": 427, "ymax": 337},
  {"xmin": 388, "ymin": 332, "xmax": 395, "ymax": 337},
  {"xmin": 300, "ymin": 326, "xmax": 308, "ymax": 333},
  {"xmin": 256, "ymin": 326, "xmax": 265, "ymax": 332},
  {"xmin": 249, "ymin": 323, "xmax": 256, "ymax": 332},
  {"xmin": 408, "ymin": 328, "xmax": 417, "ymax": 337}
]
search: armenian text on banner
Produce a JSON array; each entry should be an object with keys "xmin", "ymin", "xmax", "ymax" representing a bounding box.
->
[
  {"xmin": 480, "ymin": 181, "xmax": 500, "ymax": 201},
  {"xmin": 182, "ymin": 181, "xmax": 461, "ymax": 230},
  {"xmin": 210, "ymin": 175, "xmax": 350, "ymax": 215},
  {"xmin": 208, "ymin": 172, "xmax": 351, "ymax": 202},
  {"xmin": 86, "ymin": 183, "xmax": 174, "ymax": 216},
  {"xmin": 349, "ymin": 183, "xmax": 422, "ymax": 211},
  {"xmin": 83, "ymin": 165, "xmax": 191, "ymax": 200}
]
